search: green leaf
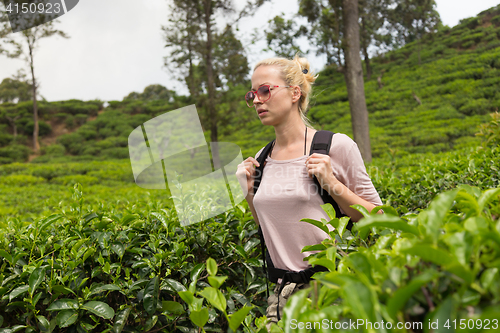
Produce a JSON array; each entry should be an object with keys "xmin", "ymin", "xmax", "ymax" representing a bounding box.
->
[
  {"xmin": 52, "ymin": 285, "xmax": 76, "ymax": 295},
  {"xmin": 38, "ymin": 214, "xmax": 63, "ymax": 232},
  {"xmin": 337, "ymin": 216, "xmax": 350, "ymax": 239},
  {"xmin": 0, "ymin": 250, "xmax": 13, "ymax": 265},
  {"xmin": 300, "ymin": 218, "xmax": 330, "ymax": 235},
  {"xmin": 9, "ymin": 285, "xmax": 29, "ymax": 301},
  {"xmin": 345, "ymin": 253, "xmax": 374, "ymax": 284},
  {"xmin": 112, "ymin": 307, "xmax": 131, "ymax": 333},
  {"xmin": 342, "ymin": 281, "xmax": 377, "ymax": 324},
  {"xmin": 150, "ymin": 212, "xmax": 168, "ymax": 229},
  {"xmin": 321, "ymin": 203, "xmax": 336, "ymax": 220},
  {"xmin": 29, "ymin": 267, "xmax": 45, "ymax": 296},
  {"xmin": 82, "ymin": 301, "xmax": 115, "ymax": 319},
  {"xmin": 208, "ymin": 276, "xmax": 228, "ymax": 289},
  {"xmin": 143, "ymin": 276, "xmax": 159, "ymax": 315},
  {"xmin": 55, "ymin": 310, "xmax": 78, "ymax": 328},
  {"xmin": 401, "ymin": 243, "xmax": 473, "ymax": 283},
  {"xmin": 90, "ymin": 284, "xmax": 121, "ymax": 295},
  {"xmin": 36, "ymin": 315, "xmax": 50, "ymax": 331},
  {"xmin": 228, "ymin": 306, "xmax": 254, "ymax": 331},
  {"xmin": 206, "ymin": 258, "xmax": 217, "ymax": 276},
  {"xmin": 354, "ymin": 214, "xmax": 419, "ymax": 235},
  {"xmin": 163, "ymin": 278, "xmax": 187, "ymax": 292},
  {"xmin": 419, "ymin": 190, "xmax": 458, "ymax": 240},
  {"xmin": 47, "ymin": 299, "xmax": 79, "ymax": 311},
  {"xmin": 199, "ymin": 287, "xmax": 226, "ymax": 313},
  {"xmin": 0, "ymin": 325, "xmax": 26, "ymax": 333},
  {"xmin": 189, "ymin": 308, "xmax": 208, "ymax": 328},
  {"xmin": 178, "ymin": 290, "xmax": 195, "ymax": 305},
  {"xmin": 110, "ymin": 242, "xmax": 125, "ymax": 258},
  {"xmin": 190, "ymin": 263, "xmax": 205, "ymax": 282},
  {"xmin": 308, "ymin": 258, "xmax": 336, "ymax": 272},
  {"xmin": 162, "ymin": 301, "xmax": 184, "ymax": 314},
  {"xmin": 351, "ymin": 204, "xmax": 369, "ymax": 218},
  {"xmin": 387, "ymin": 269, "xmax": 439, "ymax": 318},
  {"xmin": 234, "ymin": 245, "xmax": 248, "ymax": 259},
  {"xmin": 478, "ymin": 187, "xmax": 500, "ymax": 211},
  {"xmin": 243, "ymin": 238, "xmax": 260, "ymax": 253},
  {"xmin": 144, "ymin": 315, "xmax": 158, "ymax": 331},
  {"xmin": 301, "ymin": 244, "xmax": 327, "ymax": 252},
  {"xmin": 426, "ymin": 296, "xmax": 456, "ymax": 333}
]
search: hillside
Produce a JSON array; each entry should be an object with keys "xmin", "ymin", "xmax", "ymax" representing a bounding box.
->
[
  {"xmin": 228, "ymin": 4, "xmax": 500, "ymax": 158},
  {"xmin": 0, "ymin": 5, "xmax": 500, "ymax": 163}
]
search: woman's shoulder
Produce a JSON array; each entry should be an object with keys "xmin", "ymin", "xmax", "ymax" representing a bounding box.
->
[{"xmin": 330, "ymin": 133, "xmax": 357, "ymax": 153}]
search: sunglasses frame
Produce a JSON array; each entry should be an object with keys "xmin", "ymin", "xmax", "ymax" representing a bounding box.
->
[{"xmin": 245, "ymin": 85, "xmax": 292, "ymax": 108}]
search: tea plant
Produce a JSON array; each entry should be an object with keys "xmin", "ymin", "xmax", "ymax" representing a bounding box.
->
[{"xmin": 275, "ymin": 185, "xmax": 500, "ymax": 332}]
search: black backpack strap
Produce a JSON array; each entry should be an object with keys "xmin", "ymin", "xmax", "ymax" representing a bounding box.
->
[
  {"xmin": 254, "ymin": 140, "xmax": 275, "ymax": 299},
  {"xmin": 309, "ymin": 131, "xmax": 352, "ymax": 227},
  {"xmin": 253, "ymin": 140, "xmax": 275, "ymax": 195}
]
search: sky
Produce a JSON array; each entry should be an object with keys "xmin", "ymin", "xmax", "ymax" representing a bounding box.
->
[{"xmin": 0, "ymin": 0, "xmax": 499, "ymax": 102}]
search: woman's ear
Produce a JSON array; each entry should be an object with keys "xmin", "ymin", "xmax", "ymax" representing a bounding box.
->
[{"xmin": 292, "ymin": 86, "xmax": 302, "ymax": 103}]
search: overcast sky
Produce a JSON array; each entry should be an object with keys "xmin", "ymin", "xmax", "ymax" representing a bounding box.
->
[{"xmin": 0, "ymin": 0, "xmax": 499, "ymax": 102}]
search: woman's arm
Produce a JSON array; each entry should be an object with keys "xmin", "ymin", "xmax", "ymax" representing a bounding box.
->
[
  {"xmin": 245, "ymin": 192, "xmax": 261, "ymax": 226},
  {"xmin": 236, "ymin": 156, "xmax": 262, "ymax": 226},
  {"xmin": 305, "ymin": 139, "xmax": 383, "ymax": 222}
]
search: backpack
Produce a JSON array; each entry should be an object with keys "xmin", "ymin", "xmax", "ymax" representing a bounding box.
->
[{"xmin": 253, "ymin": 130, "xmax": 352, "ymax": 319}]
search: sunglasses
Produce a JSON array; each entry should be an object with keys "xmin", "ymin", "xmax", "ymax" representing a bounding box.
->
[{"xmin": 245, "ymin": 85, "xmax": 292, "ymax": 108}]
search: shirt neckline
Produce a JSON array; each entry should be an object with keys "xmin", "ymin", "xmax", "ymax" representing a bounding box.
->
[{"xmin": 266, "ymin": 155, "xmax": 308, "ymax": 163}]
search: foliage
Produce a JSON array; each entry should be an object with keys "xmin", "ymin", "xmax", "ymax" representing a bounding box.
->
[
  {"xmin": 274, "ymin": 184, "xmax": 500, "ymax": 332},
  {"xmin": 0, "ymin": 184, "xmax": 267, "ymax": 332},
  {"xmin": 0, "ymin": 77, "xmax": 32, "ymax": 103},
  {"xmin": 476, "ymin": 111, "xmax": 500, "ymax": 148},
  {"xmin": 0, "ymin": 144, "xmax": 30, "ymax": 164},
  {"xmin": 124, "ymin": 85, "xmax": 176, "ymax": 102},
  {"xmin": 0, "ymin": 140, "xmax": 498, "ymax": 331}
]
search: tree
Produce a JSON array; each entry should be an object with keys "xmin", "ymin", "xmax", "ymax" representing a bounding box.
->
[
  {"xmin": 164, "ymin": 0, "xmax": 265, "ymax": 167},
  {"xmin": 0, "ymin": 75, "xmax": 32, "ymax": 103},
  {"xmin": 0, "ymin": 1, "xmax": 68, "ymax": 152},
  {"xmin": 387, "ymin": 0, "xmax": 441, "ymax": 64},
  {"xmin": 359, "ymin": 0, "xmax": 392, "ymax": 80},
  {"xmin": 265, "ymin": 15, "xmax": 307, "ymax": 58},
  {"xmin": 343, "ymin": 0, "xmax": 372, "ymax": 162},
  {"xmin": 124, "ymin": 84, "xmax": 176, "ymax": 102}
]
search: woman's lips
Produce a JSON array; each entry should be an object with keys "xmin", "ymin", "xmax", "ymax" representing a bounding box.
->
[{"xmin": 257, "ymin": 109, "xmax": 268, "ymax": 117}]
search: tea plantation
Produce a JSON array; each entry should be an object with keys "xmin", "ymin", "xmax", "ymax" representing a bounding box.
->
[
  {"xmin": 0, "ymin": 135, "xmax": 499, "ymax": 331},
  {"xmin": 0, "ymin": 4, "xmax": 500, "ymax": 333}
]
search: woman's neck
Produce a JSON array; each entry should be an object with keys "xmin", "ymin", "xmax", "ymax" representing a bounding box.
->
[{"xmin": 273, "ymin": 118, "xmax": 307, "ymax": 149}]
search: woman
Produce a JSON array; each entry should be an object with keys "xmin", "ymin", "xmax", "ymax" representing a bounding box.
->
[{"xmin": 236, "ymin": 55, "xmax": 382, "ymax": 327}]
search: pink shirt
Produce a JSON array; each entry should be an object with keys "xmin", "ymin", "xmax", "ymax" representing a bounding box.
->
[{"xmin": 253, "ymin": 133, "xmax": 382, "ymax": 272}]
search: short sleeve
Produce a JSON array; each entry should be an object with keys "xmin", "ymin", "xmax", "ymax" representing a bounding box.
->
[{"xmin": 328, "ymin": 133, "xmax": 383, "ymax": 207}]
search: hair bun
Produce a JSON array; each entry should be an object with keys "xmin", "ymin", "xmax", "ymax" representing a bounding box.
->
[{"xmin": 302, "ymin": 69, "xmax": 308, "ymax": 74}]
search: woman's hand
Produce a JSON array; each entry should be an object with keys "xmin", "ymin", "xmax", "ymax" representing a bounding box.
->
[
  {"xmin": 236, "ymin": 157, "xmax": 260, "ymax": 197},
  {"xmin": 305, "ymin": 153, "xmax": 339, "ymax": 190}
]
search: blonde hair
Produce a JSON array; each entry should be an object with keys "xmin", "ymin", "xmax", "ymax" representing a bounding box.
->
[{"xmin": 254, "ymin": 54, "xmax": 318, "ymax": 128}]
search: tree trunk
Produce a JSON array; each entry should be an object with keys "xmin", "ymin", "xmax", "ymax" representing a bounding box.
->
[
  {"xmin": 342, "ymin": 0, "xmax": 372, "ymax": 162},
  {"xmin": 362, "ymin": 43, "xmax": 371, "ymax": 80},
  {"xmin": 204, "ymin": 0, "xmax": 220, "ymax": 169},
  {"xmin": 360, "ymin": 17, "xmax": 372, "ymax": 80},
  {"xmin": 28, "ymin": 40, "xmax": 39, "ymax": 153}
]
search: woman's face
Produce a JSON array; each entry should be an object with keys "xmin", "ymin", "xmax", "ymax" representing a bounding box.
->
[{"xmin": 250, "ymin": 65, "xmax": 296, "ymax": 126}]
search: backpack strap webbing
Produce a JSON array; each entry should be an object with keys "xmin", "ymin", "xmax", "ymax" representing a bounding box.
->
[{"xmin": 309, "ymin": 131, "xmax": 352, "ymax": 229}]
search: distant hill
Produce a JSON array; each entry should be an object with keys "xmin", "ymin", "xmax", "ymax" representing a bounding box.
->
[
  {"xmin": 225, "ymin": 4, "xmax": 500, "ymax": 158},
  {"xmin": 1, "ymin": 4, "xmax": 499, "ymax": 164}
]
